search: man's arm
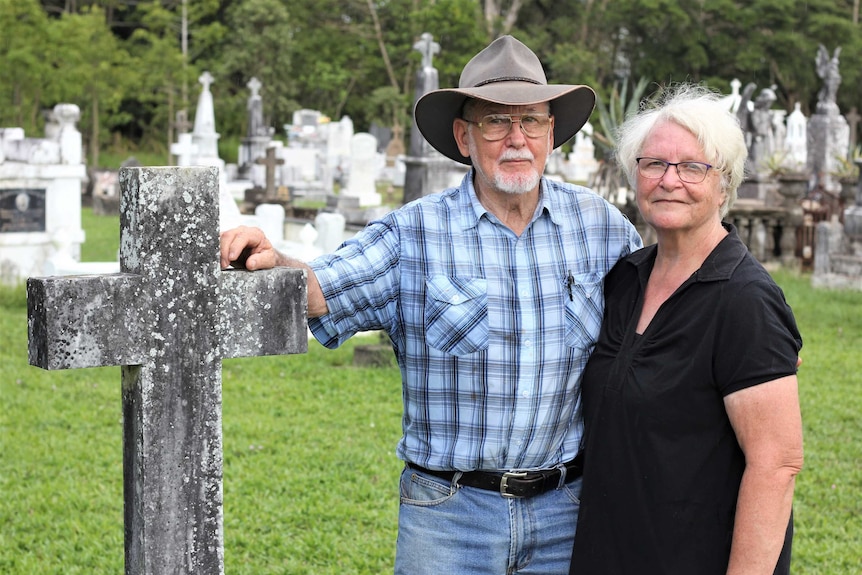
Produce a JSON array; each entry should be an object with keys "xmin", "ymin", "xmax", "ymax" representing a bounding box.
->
[
  {"xmin": 219, "ymin": 225, "xmax": 329, "ymax": 318},
  {"xmin": 724, "ymin": 375, "xmax": 803, "ymax": 575}
]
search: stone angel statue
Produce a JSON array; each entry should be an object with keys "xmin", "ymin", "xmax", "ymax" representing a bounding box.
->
[{"xmin": 816, "ymin": 44, "xmax": 841, "ymax": 111}]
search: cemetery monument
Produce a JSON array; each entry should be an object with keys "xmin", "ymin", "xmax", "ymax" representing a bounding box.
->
[
  {"xmin": 28, "ymin": 166, "xmax": 308, "ymax": 574},
  {"xmin": 808, "ymin": 45, "xmax": 850, "ymax": 194},
  {"xmin": 0, "ymin": 103, "xmax": 87, "ymax": 284},
  {"xmin": 403, "ymin": 33, "xmax": 467, "ymax": 204}
]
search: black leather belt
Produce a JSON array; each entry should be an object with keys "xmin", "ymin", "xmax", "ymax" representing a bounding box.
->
[{"xmin": 409, "ymin": 452, "xmax": 584, "ymax": 498}]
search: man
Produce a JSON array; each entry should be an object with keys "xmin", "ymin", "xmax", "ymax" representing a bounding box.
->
[{"xmin": 221, "ymin": 35, "xmax": 642, "ymax": 575}]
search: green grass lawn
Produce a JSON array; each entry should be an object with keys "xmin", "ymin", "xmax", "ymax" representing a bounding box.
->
[{"xmin": 1, "ymin": 209, "xmax": 860, "ymax": 573}]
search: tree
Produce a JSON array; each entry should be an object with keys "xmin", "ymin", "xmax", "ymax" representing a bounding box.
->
[
  {"xmin": 4, "ymin": 0, "xmax": 859, "ymax": 169},
  {"xmin": 216, "ymin": 0, "xmax": 295, "ymax": 140},
  {"xmin": 483, "ymin": 0, "xmax": 525, "ymax": 38},
  {"xmin": 0, "ymin": 0, "xmax": 52, "ymax": 130},
  {"xmin": 47, "ymin": 7, "xmax": 131, "ymax": 167}
]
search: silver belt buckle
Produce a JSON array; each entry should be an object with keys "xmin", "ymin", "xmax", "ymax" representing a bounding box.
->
[{"xmin": 499, "ymin": 471, "xmax": 529, "ymax": 498}]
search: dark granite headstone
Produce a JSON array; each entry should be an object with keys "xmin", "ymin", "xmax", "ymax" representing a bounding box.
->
[
  {"xmin": 27, "ymin": 166, "xmax": 308, "ymax": 575},
  {"xmin": 0, "ymin": 188, "xmax": 46, "ymax": 232}
]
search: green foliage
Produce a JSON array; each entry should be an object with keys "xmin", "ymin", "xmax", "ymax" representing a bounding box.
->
[
  {"xmin": 593, "ymin": 76, "xmax": 651, "ymax": 155},
  {"xmin": 50, "ymin": 7, "xmax": 132, "ymax": 166},
  {"xmin": 0, "ymin": 0, "xmax": 52, "ymax": 130},
  {"xmin": 217, "ymin": 0, "xmax": 295, "ymax": 138},
  {"xmin": 3, "ymin": 1, "xmax": 862, "ymax": 191}
]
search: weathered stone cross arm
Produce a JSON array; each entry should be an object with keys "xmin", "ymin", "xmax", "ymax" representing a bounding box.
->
[
  {"xmin": 28, "ymin": 268, "xmax": 307, "ymax": 369},
  {"xmin": 26, "ymin": 166, "xmax": 307, "ymax": 575},
  {"xmin": 28, "ymin": 273, "xmax": 147, "ymax": 368}
]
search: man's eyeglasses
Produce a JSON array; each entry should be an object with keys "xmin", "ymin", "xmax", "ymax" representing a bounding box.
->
[
  {"xmin": 635, "ymin": 157, "xmax": 713, "ymax": 184},
  {"xmin": 463, "ymin": 113, "xmax": 552, "ymax": 141}
]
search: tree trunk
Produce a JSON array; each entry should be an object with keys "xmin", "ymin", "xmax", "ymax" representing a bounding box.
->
[{"xmin": 366, "ymin": 0, "xmax": 400, "ymax": 91}]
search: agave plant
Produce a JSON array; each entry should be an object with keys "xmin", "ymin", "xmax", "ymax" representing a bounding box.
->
[{"xmin": 589, "ymin": 77, "xmax": 651, "ymax": 205}]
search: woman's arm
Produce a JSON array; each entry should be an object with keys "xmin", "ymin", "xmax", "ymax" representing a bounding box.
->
[{"xmin": 724, "ymin": 375, "xmax": 803, "ymax": 575}]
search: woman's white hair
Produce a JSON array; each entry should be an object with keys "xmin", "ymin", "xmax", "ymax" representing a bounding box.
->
[{"xmin": 615, "ymin": 83, "xmax": 747, "ymax": 218}]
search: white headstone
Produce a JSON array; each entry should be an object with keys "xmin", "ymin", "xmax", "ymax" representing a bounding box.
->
[
  {"xmin": 254, "ymin": 203, "xmax": 285, "ymax": 244},
  {"xmin": 281, "ymin": 146, "xmax": 319, "ymax": 185},
  {"xmin": 313, "ymin": 211, "xmax": 347, "ymax": 253},
  {"xmin": 193, "ymin": 71, "xmax": 220, "ymax": 158},
  {"xmin": 722, "ymin": 78, "xmax": 743, "ymax": 113},
  {"xmin": 567, "ymin": 121, "xmax": 599, "ymax": 183},
  {"xmin": 171, "ymin": 133, "xmax": 199, "ymax": 167},
  {"xmin": 343, "ymin": 133, "xmax": 381, "ymax": 207},
  {"xmin": 175, "ymin": 70, "xmax": 256, "ymax": 231},
  {"xmin": 785, "ymin": 103, "xmax": 808, "ymax": 171},
  {"xmin": 0, "ymin": 104, "xmax": 87, "ymax": 284}
]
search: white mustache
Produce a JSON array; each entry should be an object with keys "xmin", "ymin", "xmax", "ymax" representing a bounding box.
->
[{"xmin": 499, "ymin": 150, "xmax": 534, "ymax": 162}]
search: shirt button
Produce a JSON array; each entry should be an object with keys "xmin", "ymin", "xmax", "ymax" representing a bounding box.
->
[
  {"xmin": 451, "ymin": 294, "xmax": 461, "ymax": 304},
  {"xmin": 520, "ymin": 289, "xmax": 529, "ymax": 297}
]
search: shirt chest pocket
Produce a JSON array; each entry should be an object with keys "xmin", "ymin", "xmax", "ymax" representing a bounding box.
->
[
  {"xmin": 565, "ymin": 273, "xmax": 604, "ymax": 352},
  {"xmin": 424, "ymin": 275, "xmax": 489, "ymax": 356}
]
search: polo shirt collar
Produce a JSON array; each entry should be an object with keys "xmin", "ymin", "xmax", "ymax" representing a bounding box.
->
[{"xmin": 628, "ymin": 223, "xmax": 747, "ymax": 283}]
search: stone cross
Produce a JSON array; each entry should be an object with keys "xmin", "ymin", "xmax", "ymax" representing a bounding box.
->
[
  {"xmin": 27, "ymin": 166, "xmax": 307, "ymax": 575},
  {"xmin": 175, "ymin": 109, "xmax": 192, "ymax": 134},
  {"xmin": 170, "ymin": 132, "xmax": 198, "ymax": 166},
  {"xmin": 199, "ymin": 70, "xmax": 214, "ymax": 93},
  {"xmin": 255, "ymin": 146, "xmax": 285, "ymax": 201},
  {"xmin": 247, "ymin": 77, "xmax": 262, "ymax": 99},
  {"xmin": 413, "ymin": 32, "xmax": 439, "ymax": 69}
]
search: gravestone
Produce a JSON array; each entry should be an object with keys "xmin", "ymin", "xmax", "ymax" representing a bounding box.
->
[
  {"xmin": 808, "ymin": 45, "xmax": 850, "ymax": 193},
  {"xmin": 785, "ymin": 103, "xmax": 808, "ymax": 171},
  {"xmin": 172, "ymin": 71, "xmax": 253, "ymax": 231},
  {"xmin": 342, "ymin": 133, "xmax": 381, "ymax": 207},
  {"xmin": 0, "ymin": 103, "xmax": 87, "ymax": 284},
  {"xmin": 28, "ymin": 166, "xmax": 308, "ymax": 575},
  {"xmin": 403, "ymin": 32, "xmax": 443, "ymax": 204},
  {"xmin": 170, "ymin": 132, "xmax": 198, "ymax": 168},
  {"xmin": 237, "ymin": 77, "xmax": 274, "ymax": 182},
  {"xmin": 566, "ymin": 121, "xmax": 599, "ymax": 184},
  {"xmin": 326, "ymin": 115, "xmax": 354, "ymax": 187},
  {"xmin": 242, "ymin": 145, "xmax": 286, "ymax": 211}
]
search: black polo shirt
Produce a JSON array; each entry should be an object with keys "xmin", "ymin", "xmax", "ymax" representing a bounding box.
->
[{"xmin": 572, "ymin": 224, "xmax": 801, "ymax": 575}]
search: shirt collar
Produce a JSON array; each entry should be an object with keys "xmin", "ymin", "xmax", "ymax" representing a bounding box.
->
[
  {"xmin": 459, "ymin": 170, "xmax": 553, "ymax": 230},
  {"xmin": 628, "ymin": 223, "xmax": 748, "ymax": 283}
]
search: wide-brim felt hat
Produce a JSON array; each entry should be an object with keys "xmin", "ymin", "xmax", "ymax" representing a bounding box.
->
[{"xmin": 414, "ymin": 35, "xmax": 596, "ymax": 165}]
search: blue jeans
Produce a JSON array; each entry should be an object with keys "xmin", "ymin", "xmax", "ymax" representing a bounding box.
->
[{"xmin": 395, "ymin": 466, "xmax": 582, "ymax": 575}]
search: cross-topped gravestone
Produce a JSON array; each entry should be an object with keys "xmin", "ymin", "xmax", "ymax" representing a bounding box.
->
[
  {"xmin": 247, "ymin": 76, "xmax": 262, "ymax": 99},
  {"xmin": 255, "ymin": 146, "xmax": 285, "ymax": 201},
  {"xmin": 199, "ymin": 70, "xmax": 215, "ymax": 94},
  {"xmin": 27, "ymin": 166, "xmax": 307, "ymax": 575},
  {"xmin": 414, "ymin": 32, "xmax": 440, "ymax": 69}
]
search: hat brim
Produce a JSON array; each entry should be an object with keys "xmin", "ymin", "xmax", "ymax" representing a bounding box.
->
[{"xmin": 414, "ymin": 82, "xmax": 596, "ymax": 165}]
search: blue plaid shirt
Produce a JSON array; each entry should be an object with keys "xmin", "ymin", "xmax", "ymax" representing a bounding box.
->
[{"xmin": 309, "ymin": 172, "xmax": 642, "ymax": 471}]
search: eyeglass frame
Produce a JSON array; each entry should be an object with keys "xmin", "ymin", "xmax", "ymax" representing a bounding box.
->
[
  {"xmin": 635, "ymin": 157, "xmax": 714, "ymax": 184},
  {"xmin": 462, "ymin": 113, "xmax": 553, "ymax": 141}
]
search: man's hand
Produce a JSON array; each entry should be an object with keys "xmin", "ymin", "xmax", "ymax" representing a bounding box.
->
[
  {"xmin": 219, "ymin": 226, "xmax": 278, "ymax": 271},
  {"xmin": 220, "ymin": 225, "xmax": 329, "ymax": 317}
]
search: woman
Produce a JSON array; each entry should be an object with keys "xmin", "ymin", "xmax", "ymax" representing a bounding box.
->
[{"xmin": 570, "ymin": 84, "xmax": 803, "ymax": 575}]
